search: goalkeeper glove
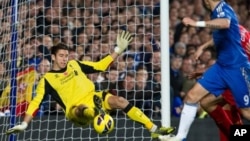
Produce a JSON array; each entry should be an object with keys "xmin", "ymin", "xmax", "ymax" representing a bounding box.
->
[
  {"xmin": 6, "ymin": 122, "xmax": 28, "ymax": 135},
  {"xmin": 114, "ymin": 30, "xmax": 133, "ymax": 54}
]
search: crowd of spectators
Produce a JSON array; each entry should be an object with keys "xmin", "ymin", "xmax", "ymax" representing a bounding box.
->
[{"xmin": 0, "ymin": 0, "xmax": 249, "ymax": 119}]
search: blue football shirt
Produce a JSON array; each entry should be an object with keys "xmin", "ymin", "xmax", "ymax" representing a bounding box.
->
[{"xmin": 211, "ymin": 1, "xmax": 248, "ymax": 67}]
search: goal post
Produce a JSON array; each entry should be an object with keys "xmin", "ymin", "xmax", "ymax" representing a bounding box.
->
[
  {"xmin": 160, "ymin": 0, "xmax": 171, "ymax": 127},
  {"xmin": 0, "ymin": 0, "xmax": 171, "ymax": 141}
]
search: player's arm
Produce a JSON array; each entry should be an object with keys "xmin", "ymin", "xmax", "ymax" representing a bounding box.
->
[
  {"xmin": 78, "ymin": 31, "xmax": 133, "ymax": 73},
  {"xmin": 77, "ymin": 55, "xmax": 115, "ymax": 74},
  {"xmin": 182, "ymin": 17, "xmax": 230, "ymax": 29},
  {"xmin": 188, "ymin": 39, "xmax": 215, "ymax": 78},
  {"xmin": 199, "ymin": 39, "xmax": 214, "ymax": 50},
  {"xmin": 6, "ymin": 78, "xmax": 47, "ymax": 135},
  {"xmin": 193, "ymin": 39, "xmax": 214, "ymax": 60}
]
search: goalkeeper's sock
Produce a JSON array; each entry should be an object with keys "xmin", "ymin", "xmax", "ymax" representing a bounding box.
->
[
  {"xmin": 123, "ymin": 104, "xmax": 157, "ymax": 132},
  {"xmin": 208, "ymin": 105, "xmax": 232, "ymax": 138},
  {"xmin": 176, "ymin": 103, "xmax": 198, "ymax": 139}
]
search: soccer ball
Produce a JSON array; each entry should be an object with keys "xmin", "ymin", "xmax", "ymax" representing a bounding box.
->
[{"xmin": 93, "ymin": 113, "xmax": 114, "ymax": 134}]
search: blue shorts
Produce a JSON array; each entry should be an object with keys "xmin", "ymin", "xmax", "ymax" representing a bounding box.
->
[{"xmin": 198, "ymin": 63, "xmax": 250, "ymax": 108}]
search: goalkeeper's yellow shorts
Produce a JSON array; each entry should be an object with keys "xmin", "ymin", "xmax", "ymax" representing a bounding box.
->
[{"xmin": 66, "ymin": 91, "xmax": 113, "ymax": 127}]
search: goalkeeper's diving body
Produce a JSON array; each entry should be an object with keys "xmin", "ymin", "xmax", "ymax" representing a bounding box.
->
[{"xmin": 6, "ymin": 31, "xmax": 175, "ymax": 138}]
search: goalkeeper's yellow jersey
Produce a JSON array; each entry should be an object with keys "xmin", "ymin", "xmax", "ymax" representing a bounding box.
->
[{"xmin": 26, "ymin": 55, "xmax": 113, "ymax": 118}]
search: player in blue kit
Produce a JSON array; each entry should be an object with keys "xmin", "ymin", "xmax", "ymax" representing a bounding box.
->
[{"xmin": 162, "ymin": 0, "xmax": 250, "ymax": 141}]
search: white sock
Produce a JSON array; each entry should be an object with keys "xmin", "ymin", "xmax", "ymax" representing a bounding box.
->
[{"xmin": 176, "ymin": 103, "xmax": 198, "ymax": 139}]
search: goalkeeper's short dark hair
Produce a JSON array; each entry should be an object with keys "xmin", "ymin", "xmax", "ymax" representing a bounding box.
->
[{"xmin": 51, "ymin": 43, "xmax": 69, "ymax": 55}]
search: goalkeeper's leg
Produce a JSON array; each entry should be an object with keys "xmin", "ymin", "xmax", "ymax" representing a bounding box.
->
[
  {"xmin": 69, "ymin": 105, "xmax": 97, "ymax": 126},
  {"xmin": 104, "ymin": 92, "xmax": 175, "ymax": 138}
]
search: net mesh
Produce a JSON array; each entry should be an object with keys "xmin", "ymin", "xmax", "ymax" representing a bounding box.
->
[{"xmin": 0, "ymin": 0, "xmax": 161, "ymax": 140}]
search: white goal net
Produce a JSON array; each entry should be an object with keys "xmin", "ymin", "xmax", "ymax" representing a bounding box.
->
[{"xmin": 0, "ymin": 0, "xmax": 162, "ymax": 141}]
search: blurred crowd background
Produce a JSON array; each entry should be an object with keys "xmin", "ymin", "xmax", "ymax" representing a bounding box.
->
[{"xmin": 0, "ymin": 0, "xmax": 249, "ymax": 119}]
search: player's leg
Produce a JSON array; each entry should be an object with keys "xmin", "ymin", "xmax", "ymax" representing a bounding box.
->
[
  {"xmin": 166, "ymin": 64, "xmax": 226, "ymax": 141},
  {"xmin": 73, "ymin": 105, "xmax": 97, "ymax": 119},
  {"xmin": 171, "ymin": 83, "xmax": 209, "ymax": 140},
  {"xmin": 102, "ymin": 91, "xmax": 175, "ymax": 137},
  {"xmin": 200, "ymin": 94, "xmax": 233, "ymax": 141},
  {"xmin": 229, "ymin": 105, "xmax": 242, "ymax": 125},
  {"xmin": 108, "ymin": 95, "xmax": 155, "ymax": 129},
  {"xmin": 158, "ymin": 83, "xmax": 210, "ymax": 141},
  {"xmin": 221, "ymin": 90, "xmax": 242, "ymax": 125},
  {"xmin": 67, "ymin": 105, "xmax": 97, "ymax": 126},
  {"xmin": 66, "ymin": 93, "xmax": 105, "ymax": 127}
]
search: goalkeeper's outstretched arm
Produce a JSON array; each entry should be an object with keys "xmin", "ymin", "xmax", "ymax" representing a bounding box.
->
[
  {"xmin": 6, "ymin": 77, "xmax": 47, "ymax": 134},
  {"xmin": 112, "ymin": 30, "xmax": 133, "ymax": 56},
  {"xmin": 110, "ymin": 30, "xmax": 133, "ymax": 62},
  {"xmin": 6, "ymin": 114, "xmax": 33, "ymax": 134},
  {"xmin": 77, "ymin": 30, "xmax": 133, "ymax": 73}
]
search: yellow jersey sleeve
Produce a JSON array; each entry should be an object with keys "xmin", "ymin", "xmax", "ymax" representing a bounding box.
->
[
  {"xmin": 26, "ymin": 77, "xmax": 46, "ymax": 117},
  {"xmin": 78, "ymin": 55, "xmax": 113, "ymax": 73}
]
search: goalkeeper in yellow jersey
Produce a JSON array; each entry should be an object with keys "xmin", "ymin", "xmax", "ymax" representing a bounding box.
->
[{"xmin": 6, "ymin": 31, "xmax": 175, "ymax": 138}]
